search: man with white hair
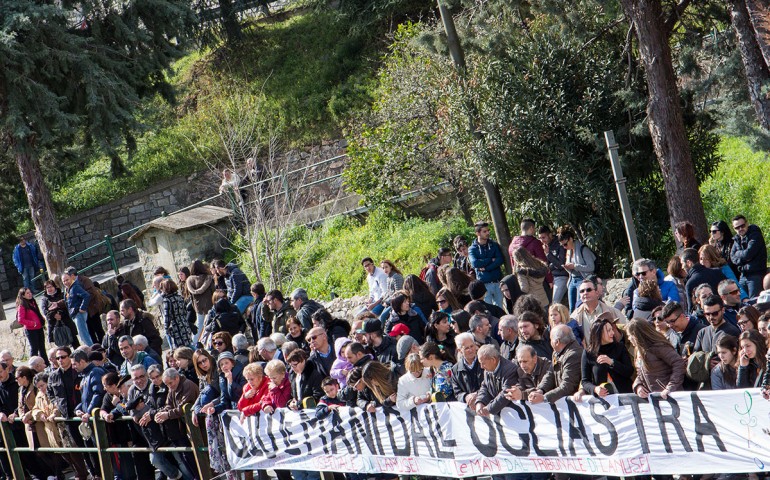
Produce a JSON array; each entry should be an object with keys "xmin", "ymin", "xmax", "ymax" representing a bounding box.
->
[
  {"xmin": 0, "ymin": 351, "xmax": 15, "ymax": 376},
  {"xmin": 505, "ymin": 345, "xmax": 552, "ymax": 401},
  {"xmin": 132, "ymin": 334, "xmax": 162, "ymax": 364},
  {"xmin": 290, "ymin": 288, "xmax": 323, "ymax": 330},
  {"xmin": 474, "ymin": 345, "xmax": 519, "ymax": 417},
  {"xmin": 233, "ymin": 333, "xmax": 250, "ymax": 365},
  {"xmin": 498, "ymin": 315, "xmax": 518, "ymax": 361},
  {"xmin": 257, "ymin": 337, "xmax": 279, "ymax": 362},
  {"xmin": 28, "ymin": 356, "xmax": 47, "ymax": 373},
  {"xmin": 530, "ymin": 324, "xmax": 583, "ymax": 404},
  {"xmin": 450, "ymin": 333, "xmax": 484, "ymax": 408}
]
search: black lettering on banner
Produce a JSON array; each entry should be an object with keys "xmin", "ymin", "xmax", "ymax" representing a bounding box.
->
[
  {"xmin": 617, "ymin": 395, "xmax": 650, "ymax": 454},
  {"xmin": 221, "ymin": 413, "xmax": 252, "ymax": 460},
  {"xmin": 522, "ymin": 402, "xmax": 557, "ymax": 456},
  {"xmin": 365, "ymin": 410, "xmax": 386, "ymax": 455},
  {"xmin": 384, "ymin": 406, "xmax": 412, "ymax": 456},
  {"xmin": 411, "ymin": 407, "xmax": 437, "ymax": 457},
  {"xmin": 566, "ymin": 399, "xmax": 596, "ymax": 457},
  {"xmin": 264, "ymin": 411, "xmax": 283, "ymax": 453},
  {"xmin": 314, "ymin": 410, "xmax": 332, "ymax": 455},
  {"xmin": 246, "ymin": 414, "xmax": 267, "ymax": 457},
  {"xmin": 588, "ymin": 398, "xmax": 618, "ymax": 456},
  {"xmin": 690, "ymin": 393, "xmax": 727, "ymax": 452},
  {"xmin": 255, "ymin": 412, "xmax": 278, "ymax": 458},
  {"xmin": 549, "ymin": 403, "xmax": 567, "ymax": 456},
  {"xmin": 329, "ymin": 412, "xmax": 358, "ymax": 455},
  {"xmin": 650, "ymin": 395, "xmax": 693, "ymax": 453},
  {"xmin": 348, "ymin": 409, "xmax": 374, "ymax": 454},
  {"xmin": 276, "ymin": 409, "xmax": 295, "ymax": 450},
  {"xmin": 495, "ymin": 404, "xmax": 530, "ymax": 456},
  {"xmin": 465, "ymin": 408, "xmax": 498, "ymax": 457},
  {"xmin": 425, "ymin": 404, "xmax": 456, "ymax": 458}
]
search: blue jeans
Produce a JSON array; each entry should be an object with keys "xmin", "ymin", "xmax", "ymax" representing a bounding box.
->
[
  {"xmin": 484, "ymin": 282, "xmax": 504, "ymax": 309},
  {"xmin": 193, "ymin": 313, "xmax": 206, "ymax": 346},
  {"xmin": 740, "ymin": 272, "xmax": 765, "ymax": 300},
  {"xmin": 552, "ymin": 275, "xmax": 568, "ymax": 305},
  {"xmin": 21, "ymin": 265, "xmax": 36, "ymax": 292},
  {"xmin": 74, "ymin": 311, "xmax": 94, "ymax": 346},
  {"xmin": 371, "ymin": 303, "xmax": 384, "ymax": 316},
  {"xmin": 568, "ymin": 275, "xmax": 583, "ymax": 313},
  {"xmin": 291, "ymin": 470, "xmax": 320, "ymax": 480}
]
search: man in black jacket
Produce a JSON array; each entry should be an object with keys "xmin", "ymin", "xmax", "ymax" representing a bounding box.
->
[
  {"xmin": 450, "ymin": 333, "xmax": 484, "ymax": 408},
  {"xmin": 661, "ymin": 301, "xmax": 705, "ymax": 356},
  {"xmin": 102, "ymin": 310, "xmax": 129, "ymax": 366},
  {"xmin": 681, "ymin": 248, "xmax": 726, "ymax": 312},
  {"xmin": 290, "ymin": 288, "xmax": 324, "ymax": 330},
  {"xmin": 363, "ymin": 319, "xmax": 397, "ymax": 368},
  {"xmin": 731, "ymin": 215, "xmax": 768, "ymax": 299},
  {"xmin": 119, "ymin": 299, "xmax": 163, "ymax": 356}
]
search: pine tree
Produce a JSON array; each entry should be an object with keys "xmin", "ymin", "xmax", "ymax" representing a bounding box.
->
[{"xmin": 1, "ymin": 0, "xmax": 195, "ymax": 277}]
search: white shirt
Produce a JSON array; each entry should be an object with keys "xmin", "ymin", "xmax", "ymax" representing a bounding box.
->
[{"xmin": 367, "ymin": 267, "xmax": 389, "ymax": 303}]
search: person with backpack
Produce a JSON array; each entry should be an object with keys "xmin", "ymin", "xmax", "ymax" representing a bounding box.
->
[
  {"xmin": 421, "ymin": 248, "xmax": 452, "ymax": 296},
  {"xmin": 557, "ymin": 225, "xmax": 597, "ymax": 312}
]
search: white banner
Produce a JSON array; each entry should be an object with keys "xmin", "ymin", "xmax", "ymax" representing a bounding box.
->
[{"xmin": 222, "ymin": 389, "xmax": 770, "ymax": 477}]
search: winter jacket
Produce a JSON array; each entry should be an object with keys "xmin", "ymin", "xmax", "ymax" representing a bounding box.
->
[
  {"xmin": 12, "ymin": 242, "xmax": 40, "ymax": 272},
  {"xmin": 396, "ymin": 369, "xmax": 431, "ymax": 410},
  {"xmin": 569, "ymin": 241, "xmax": 596, "ymax": 279},
  {"xmin": 509, "ymin": 235, "xmax": 553, "ymax": 283},
  {"xmin": 236, "ymin": 376, "xmax": 270, "ymax": 416},
  {"xmin": 515, "ymin": 356, "xmax": 552, "ymax": 396},
  {"xmin": 214, "ymin": 361, "xmax": 246, "ymax": 413},
  {"xmin": 207, "ymin": 298, "xmax": 246, "ymax": 336},
  {"xmin": 373, "ymin": 335, "xmax": 398, "ymax": 367},
  {"xmin": 730, "ymin": 224, "xmax": 768, "ymax": 276},
  {"xmin": 330, "ymin": 338, "xmax": 354, "ymax": 387},
  {"xmin": 469, "ymin": 239, "xmax": 505, "ymax": 284},
  {"xmin": 124, "ymin": 310, "xmax": 163, "ymax": 356},
  {"xmin": 296, "ymin": 299, "xmax": 323, "ymax": 331},
  {"xmin": 186, "ymin": 274, "xmax": 214, "ymax": 314},
  {"xmin": 290, "ymin": 360, "xmax": 325, "ymax": 403},
  {"xmin": 449, "ymin": 358, "xmax": 484, "ymax": 405},
  {"xmin": 260, "ymin": 375, "xmax": 292, "ymax": 411},
  {"xmin": 684, "ymin": 264, "xmax": 726, "ymax": 312},
  {"xmin": 581, "ymin": 341, "xmax": 634, "ymax": 395},
  {"xmin": 622, "ymin": 269, "xmax": 681, "ymax": 318},
  {"xmin": 385, "ymin": 308, "xmax": 426, "ymax": 344},
  {"xmin": 476, "ymin": 357, "xmax": 520, "ymax": 415},
  {"xmin": 631, "ymin": 296, "xmax": 664, "ymax": 321},
  {"xmin": 162, "ymin": 292, "xmax": 193, "ymax": 349},
  {"xmin": 47, "ymin": 366, "xmax": 80, "ymax": 417},
  {"xmin": 423, "ymin": 259, "xmax": 442, "ymax": 295},
  {"xmin": 65, "ymin": 279, "xmax": 91, "ymax": 318},
  {"xmin": 17, "ymin": 303, "xmax": 44, "ymax": 330},
  {"xmin": 515, "ymin": 265, "xmax": 549, "ymax": 308},
  {"xmin": 538, "ymin": 340, "xmax": 583, "ymax": 403},
  {"xmin": 79, "ymin": 275, "xmax": 107, "ymax": 318},
  {"xmin": 545, "ymin": 237, "xmax": 568, "ymax": 278},
  {"xmin": 119, "ymin": 351, "xmax": 159, "ymax": 376},
  {"xmin": 316, "ymin": 395, "xmax": 347, "ymax": 419},
  {"xmin": 249, "ymin": 298, "xmax": 273, "ymax": 339},
  {"xmin": 632, "ymin": 343, "xmax": 685, "ymax": 394},
  {"xmin": 309, "ymin": 345, "xmax": 336, "ymax": 378},
  {"xmin": 77, "ymin": 364, "xmax": 106, "ymax": 414},
  {"xmin": 224, "ymin": 262, "xmax": 251, "ymax": 303},
  {"xmin": 273, "ymin": 302, "xmax": 296, "ymax": 334}
]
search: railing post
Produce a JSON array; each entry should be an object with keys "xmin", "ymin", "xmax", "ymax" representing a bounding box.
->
[
  {"xmin": 91, "ymin": 409, "xmax": 115, "ymax": 480},
  {"xmin": 0, "ymin": 419, "xmax": 26, "ymax": 479},
  {"xmin": 104, "ymin": 235, "xmax": 119, "ymax": 276},
  {"xmin": 183, "ymin": 405, "xmax": 213, "ymax": 480}
]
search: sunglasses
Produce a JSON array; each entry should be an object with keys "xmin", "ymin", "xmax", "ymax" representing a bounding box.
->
[
  {"xmin": 634, "ymin": 270, "xmax": 649, "ymax": 277},
  {"xmin": 703, "ymin": 310, "xmax": 722, "ymax": 317},
  {"xmin": 306, "ymin": 334, "xmax": 321, "ymax": 342},
  {"xmin": 735, "ymin": 223, "xmax": 747, "ymax": 230},
  {"xmin": 726, "ymin": 289, "xmax": 740, "ymax": 296},
  {"xmin": 213, "ymin": 341, "xmax": 224, "ymax": 346},
  {"xmin": 710, "ymin": 230, "xmax": 719, "ymax": 234},
  {"xmin": 56, "ymin": 355, "xmax": 69, "ymax": 360},
  {"xmin": 578, "ymin": 288, "xmax": 594, "ymax": 294}
]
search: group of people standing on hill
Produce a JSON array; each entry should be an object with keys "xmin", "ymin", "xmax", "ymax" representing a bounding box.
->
[{"xmin": 3, "ymin": 212, "xmax": 770, "ymax": 480}]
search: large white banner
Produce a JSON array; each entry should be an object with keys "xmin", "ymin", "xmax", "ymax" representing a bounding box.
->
[{"xmin": 222, "ymin": 389, "xmax": 770, "ymax": 477}]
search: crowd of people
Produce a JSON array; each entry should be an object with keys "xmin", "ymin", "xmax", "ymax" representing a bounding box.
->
[{"xmin": 4, "ymin": 215, "xmax": 770, "ymax": 480}]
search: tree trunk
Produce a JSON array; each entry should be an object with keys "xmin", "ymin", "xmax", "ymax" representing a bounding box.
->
[
  {"xmin": 745, "ymin": 0, "xmax": 770, "ymax": 67},
  {"xmin": 619, "ymin": 0, "xmax": 708, "ymax": 243},
  {"xmin": 15, "ymin": 140, "xmax": 68, "ymax": 279},
  {"xmin": 730, "ymin": 0, "xmax": 770, "ymax": 130},
  {"xmin": 109, "ymin": 150, "xmax": 129, "ymax": 179},
  {"xmin": 219, "ymin": 0, "xmax": 241, "ymax": 44}
]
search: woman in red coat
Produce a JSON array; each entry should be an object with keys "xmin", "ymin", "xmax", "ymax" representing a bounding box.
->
[
  {"xmin": 237, "ymin": 363, "xmax": 270, "ymax": 418},
  {"xmin": 15, "ymin": 288, "xmax": 47, "ymax": 359},
  {"xmin": 261, "ymin": 360, "xmax": 292, "ymax": 414}
]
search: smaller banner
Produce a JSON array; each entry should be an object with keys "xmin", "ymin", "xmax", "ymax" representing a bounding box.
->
[{"xmin": 222, "ymin": 389, "xmax": 770, "ymax": 477}]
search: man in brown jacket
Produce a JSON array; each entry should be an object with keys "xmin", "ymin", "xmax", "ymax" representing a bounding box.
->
[
  {"xmin": 507, "ymin": 344, "xmax": 552, "ymax": 399},
  {"xmin": 156, "ymin": 368, "xmax": 199, "ymax": 479},
  {"xmin": 530, "ymin": 324, "xmax": 583, "ymax": 404}
]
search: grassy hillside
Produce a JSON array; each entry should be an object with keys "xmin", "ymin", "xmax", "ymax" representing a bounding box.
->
[{"xmin": 52, "ymin": 9, "xmax": 378, "ymax": 215}]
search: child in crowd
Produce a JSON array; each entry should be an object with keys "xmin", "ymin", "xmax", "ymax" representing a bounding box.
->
[{"xmin": 315, "ymin": 377, "xmax": 346, "ymax": 419}]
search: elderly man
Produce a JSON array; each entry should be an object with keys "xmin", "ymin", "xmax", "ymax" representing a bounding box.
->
[
  {"xmin": 307, "ymin": 326, "xmax": 336, "ymax": 377},
  {"xmin": 470, "ymin": 314, "xmax": 499, "ymax": 348},
  {"xmin": 156, "ymin": 368, "xmax": 199, "ymax": 480},
  {"xmin": 507, "ymin": 345, "xmax": 552, "ymax": 400},
  {"xmin": 498, "ymin": 315, "xmax": 518, "ymax": 361},
  {"xmin": 119, "ymin": 335, "xmax": 159, "ymax": 376},
  {"xmin": 291, "ymin": 288, "xmax": 324, "ymax": 330},
  {"xmin": 257, "ymin": 337, "xmax": 281, "ymax": 363},
  {"xmin": 119, "ymin": 299, "xmax": 163, "ymax": 356},
  {"xmin": 475, "ymin": 345, "xmax": 520, "ymax": 418},
  {"xmin": 28, "ymin": 356, "xmax": 47, "ymax": 373},
  {"xmin": 450, "ymin": 333, "xmax": 485, "ymax": 408},
  {"xmin": 530, "ymin": 325, "xmax": 583, "ymax": 404},
  {"xmin": 133, "ymin": 334, "xmax": 162, "ymax": 365}
]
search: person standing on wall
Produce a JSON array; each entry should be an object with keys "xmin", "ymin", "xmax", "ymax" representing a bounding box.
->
[{"xmin": 12, "ymin": 236, "xmax": 41, "ymax": 293}]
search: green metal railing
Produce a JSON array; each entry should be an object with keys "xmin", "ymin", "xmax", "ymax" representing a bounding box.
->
[
  {"xmin": 0, "ymin": 405, "xmax": 212, "ymax": 480},
  {"xmin": 28, "ymin": 154, "xmax": 349, "ymax": 287}
]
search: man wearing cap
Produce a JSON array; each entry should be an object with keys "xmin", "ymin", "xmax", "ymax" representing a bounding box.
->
[
  {"xmin": 307, "ymin": 326, "xmax": 336, "ymax": 377},
  {"xmin": 89, "ymin": 345, "xmax": 118, "ymax": 373},
  {"xmin": 388, "ymin": 323, "xmax": 410, "ymax": 341},
  {"xmin": 363, "ymin": 319, "xmax": 397, "ymax": 367}
]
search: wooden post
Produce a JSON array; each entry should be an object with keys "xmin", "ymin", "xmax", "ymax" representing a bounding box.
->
[
  {"xmin": 183, "ymin": 404, "xmax": 213, "ymax": 480},
  {"xmin": 0, "ymin": 420, "xmax": 26, "ymax": 479},
  {"xmin": 91, "ymin": 409, "xmax": 115, "ymax": 480}
]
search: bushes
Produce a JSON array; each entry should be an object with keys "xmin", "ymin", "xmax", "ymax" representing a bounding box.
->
[
  {"xmin": 701, "ymin": 136, "xmax": 770, "ymax": 242},
  {"xmin": 236, "ymin": 211, "xmax": 474, "ymax": 299}
]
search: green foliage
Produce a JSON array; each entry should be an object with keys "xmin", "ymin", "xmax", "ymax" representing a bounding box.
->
[
  {"xmin": 702, "ymin": 137, "xmax": 770, "ymax": 243},
  {"xmin": 237, "ymin": 211, "xmax": 473, "ymax": 298}
]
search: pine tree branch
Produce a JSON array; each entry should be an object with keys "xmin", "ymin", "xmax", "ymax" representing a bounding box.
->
[{"xmin": 664, "ymin": 0, "xmax": 693, "ymax": 36}]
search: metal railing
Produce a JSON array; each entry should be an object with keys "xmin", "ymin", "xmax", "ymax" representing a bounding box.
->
[
  {"xmin": 27, "ymin": 153, "xmax": 349, "ymax": 288},
  {"xmin": 0, "ymin": 405, "xmax": 212, "ymax": 480}
]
